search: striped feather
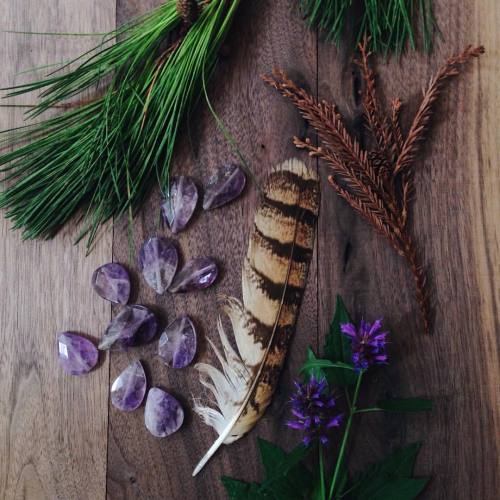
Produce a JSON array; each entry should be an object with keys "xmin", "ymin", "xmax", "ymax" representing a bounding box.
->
[{"xmin": 193, "ymin": 159, "xmax": 319, "ymax": 475}]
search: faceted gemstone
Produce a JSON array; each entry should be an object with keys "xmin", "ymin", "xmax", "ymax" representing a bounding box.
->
[
  {"xmin": 99, "ymin": 305, "xmax": 158, "ymax": 351},
  {"xmin": 158, "ymin": 315, "xmax": 197, "ymax": 368},
  {"xmin": 111, "ymin": 360, "xmax": 147, "ymax": 412},
  {"xmin": 203, "ymin": 164, "xmax": 246, "ymax": 210},
  {"xmin": 57, "ymin": 332, "xmax": 98, "ymax": 376},
  {"xmin": 138, "ymin": 237, "xmax": 178, "ymax": 294},
  {"xmin": 91, "ymin": 263, "xmax": 130, "ymax": 305},
  {"xmin": 161, "ymin": 176, "xmax": 199, "ymax": 234},
  {"xmin": 144, "ymin": 388, "xmax": 184, "ymax": 438},
  {"xmin": 168, "ymin": 257, "xmax": 218, "ymax": 293}
]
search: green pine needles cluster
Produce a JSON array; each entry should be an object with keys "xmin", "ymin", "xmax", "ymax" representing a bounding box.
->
[
  {"xmin": 0, "ymin": 0, "xmax": 241, "ymax": 251},
  {"xmin": 300, "ymin": 0, "xmax": 437, "ymax": 53}
]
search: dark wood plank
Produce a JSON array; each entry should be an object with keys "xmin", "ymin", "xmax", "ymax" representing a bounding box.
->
[
  {"xmin": 108, "ymin": 1, "xmax": 318, "ymax": 498},
  {"xmin": 316, "ymin": 2, "xmax": 499, "ymax": 499},
  {"xmin": 0, "ymin": 1, "xmax": 115, "ymax": 499}
]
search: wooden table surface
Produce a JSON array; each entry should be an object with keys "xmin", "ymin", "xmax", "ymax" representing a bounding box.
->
[{"xmin": 1, "ymin": 1, "xmax": 498, "ymax": 499}]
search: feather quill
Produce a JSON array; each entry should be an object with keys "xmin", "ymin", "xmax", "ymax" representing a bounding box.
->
[{"xmin": 193, "ymin": 158, "xmax": 319, "ymax": 475}]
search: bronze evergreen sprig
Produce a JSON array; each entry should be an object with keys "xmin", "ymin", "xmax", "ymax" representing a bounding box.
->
[{"xmin": 263, "ymin": 42, "xmax": 484, "ymax": 334}]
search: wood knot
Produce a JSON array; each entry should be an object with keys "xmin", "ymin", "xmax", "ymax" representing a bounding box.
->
[{"xmin": 176, "ymin": 0, "xmax": 199, "ymax": 26}]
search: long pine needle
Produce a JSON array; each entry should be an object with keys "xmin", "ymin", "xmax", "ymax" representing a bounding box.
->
[{"xmin": 0, "ymin": 0, "xmax": 241, "ymax": 252}]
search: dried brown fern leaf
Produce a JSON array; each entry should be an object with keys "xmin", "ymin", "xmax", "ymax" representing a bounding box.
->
[{"xmin": 263, "ymin": 43, "xmax": 484, "ymax": 334}]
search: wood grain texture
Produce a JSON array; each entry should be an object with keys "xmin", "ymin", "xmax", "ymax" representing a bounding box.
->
[
  {"xmin": 0, "ymin": 1, "xmax": 114, "ymax": 499},
  {"xmin": 0, "ymin": 0, "xmax": 498, "ymax": 499}
]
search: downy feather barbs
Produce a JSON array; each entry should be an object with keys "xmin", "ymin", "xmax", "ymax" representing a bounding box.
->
[{"xmin": 193, "ymin": 158, "xmax": 319, "ymax": 475}]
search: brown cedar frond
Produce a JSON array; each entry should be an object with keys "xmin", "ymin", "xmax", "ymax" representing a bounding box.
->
[
  {"xmin": 263, "ymin": 45, "xmax": 484, "ymax": 334},
  {"xmin": 355, "ymin": 41, "xmax": 393, "ymax": 156},
  {"xmin": 390, "ymin": 98, "xmax": 404, "ymax": 157},
  {"xmin": 394, "ymin": 45, "xmax": 485, "ymax": 176}
]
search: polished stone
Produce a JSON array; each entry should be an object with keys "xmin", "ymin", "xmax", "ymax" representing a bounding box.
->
[
  {"xmin": 158, "ymin": 315, "xmax": 197, "ymax": 368},
  {"xmin": 144, "ymin": 388, "xmax": 184, "ymax": 438},
  {"xmin": 138, "ymin": 237, "xmax": 178, "ymax": 294},
  {"xmin": 91, "ymin": 263, "xmax": 130, "ymax": 304},
  {"xmin": 57, "ymin": 332, "xmax": 98, "ymax": 376},
  {"xmin": 111, "ymin": 360, "xmax": 147, "ymax": 412}
]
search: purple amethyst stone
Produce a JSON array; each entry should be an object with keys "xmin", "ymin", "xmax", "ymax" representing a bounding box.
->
[
  {"xmin": 91, "ymin": 263, "xmax": 130, "ymax": 305},
  {"xmin": 111, "ymin": 360, "xmax": 147, "ymax": 412},
  {"xmin": 203, "ymin": 164, "xmax": 246, "ymax": 210},
  {"xmin": 57, "ymin": 332, "xmax": 98, "ymax": 376},
  {"xmin": 168, "ymin": 257, "xmax": 218, "ymax": 293},
  {"xmin": 144, "ymin": 388, "xmax": 184, "ymax": 438},
  {"xmin": 158, "ymin": 316, "xmax": 197, "ymax": 369},
  {"xmin": 99, "ymin": 305, "xmax": 158, "ymax": 351},
  {"xmin": 138, "ymin": 237, "xmax": 178, "ymax": 294},
  {"xmin": 161, "ymin": 176, "xmax": 198, "ymax": 234}
]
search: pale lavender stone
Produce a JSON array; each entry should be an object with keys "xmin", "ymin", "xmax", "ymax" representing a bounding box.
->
[
  {"xmin": 99, "ymin": 305, "xmax": 158, "ymax": 351},
  {"xmin": 138, "ymin": 237, "xmax": 178, "ymax": 294},
  {"xmin": 111, "ymin": 360, "xmax": 147, "ymax": 412},
  {"xmin": 57, "ymin": 332, "xmax": 98, "ymax": 376},
  {"xmin": 158, "ymin": 316, "xmax": 197, "ymax": 369},
  {"xmin": 144, "ymin": 388, "xmax": 184, "ymax": 438},
  {"xmin": 168, "ymin": 257, "xmax": 218, "ymax": 293},
  {"xmin": 91, "ymin": 263, "xmax": 130, "ymax": 305},
  {"xmin": 203, "ymin": 164, "xmax": 246, "ymax": 210},
  {"xmin": 161, "ymin": 176, "xmax": 198, "ymax": 234}
]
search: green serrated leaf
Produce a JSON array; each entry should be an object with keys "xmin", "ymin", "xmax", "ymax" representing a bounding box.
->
[
  {"xmin": 377, "ymin": 398, "xmax": 433, "ymax": 412},
  {"xmin": 221, "ymin": 477, "xmax": 263, "ymax": 500},
  {"xmin": 322, "ymin": 296, "xmax": 357, "ymax": 388},
  {"xmin": 349, "ymin": 443, "xmax": 424, "ymax": 498},
  {"xmin": 300, "ymin": 358, "xmax": 355, "ymax": 374},
  {"xmin": 258, "ymin": 438, "xmax": 287, "ymax": 479},
  {"xmin": 301, "ymin": 347, "xmax": 327, "ymax": 382},
  {"xmin": 368, "ymin": 478, "xmax": 430, "ymax": 500},
  {"xmin": 259, "ymin": 439, "xmax": 312, "ymax": 500}
]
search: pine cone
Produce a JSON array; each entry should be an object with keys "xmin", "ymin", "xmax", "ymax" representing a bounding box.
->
[{"xmin": 176, "ymin": 0, "xmax": 199, "ymax": 25}]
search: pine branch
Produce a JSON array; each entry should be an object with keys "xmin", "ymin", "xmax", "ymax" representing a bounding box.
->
[
  {"xmin": 300, "ymin": 0, "xmax": 438, "ymax": 54},
  {"xmin": 263, "ymin": 43, "xmax": 484, "ymax": 334},
  {"xmin": 0, "ymin": 0, "xmax": 242, "ymax": 250}
]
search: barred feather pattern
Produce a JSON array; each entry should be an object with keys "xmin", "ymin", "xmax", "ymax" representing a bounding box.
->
[{"xmin": 193, "ymin": 159, "xmax": 319, "ymax": 474}]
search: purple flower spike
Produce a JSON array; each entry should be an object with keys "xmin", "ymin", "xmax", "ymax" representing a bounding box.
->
[
  {"xmin": 144, "ymin": 388, "xmax": 184, "ymax": 438},
  {"xmin": 341, "ymin": 319, "xmax": 389, "ymax": 371},
  {"xmin": 203, "ymin": 164, "xmax": 246, "ymax": 210},
  {"xmin": 138, "ymin": 237, "xmax": 178, "ymax": 294},
  {"xmin": 111, "ymin": 360, "xmax": 147, "ymax": 412},
  {"xmin": 286, "ymin": 376, "xmax": 343, "ymax": 446},
  {"xmin": 99, "ymin": 305, "xmax": 158, "ymax": 351},
  {"xmin": 168, "ymin": 257, "xmax": 218, "ymax": 293},
  {"xmin": 161, "ymin": 176, "xmax": 198, "ymax": 234},
  {"xmin": 158, "ymin": 315, "xmax": 197, "ymax": 368},
  {"xmin": 57, "ymin": 332, "xmax": 98, "ymax": 376},
  {"xmin": 91, "ymin": 263, "xmax": 130, "ymax": 304}
]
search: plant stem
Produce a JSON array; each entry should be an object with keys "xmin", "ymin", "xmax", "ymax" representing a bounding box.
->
[
  {"xmin": 319, "ymin": 442, "xmax": 326, "ymax": 500},
  {"xmin": 354, "ymin": 407, "xmax": 382, "ymax": 414},
  {"xmin": 328, "ymin": 370, "xmax": 364, "ymax": 500}
]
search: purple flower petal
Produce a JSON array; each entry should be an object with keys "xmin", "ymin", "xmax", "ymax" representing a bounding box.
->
[
  {"xmin": 138, "ymin": 237, "xmax": 178, "ymax": 294},
  {"xmin": 203, "ymin": 164, "xmax": 246, "ymax": 210},
  {"xmin": 340, "ymin": 322, "xmax": 357, "ymax": 338},
  {"xmin": 169, "ymin": 257, "xmax": 218, "ymax": 293},
  {"xmin": 91, "ymin": 263, "xmax": 130, "ymax": 304},
  {"xmin": 161, "ymin": 176, "xmax": 198, "ymax": 234}
]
